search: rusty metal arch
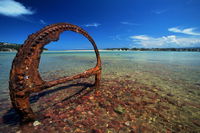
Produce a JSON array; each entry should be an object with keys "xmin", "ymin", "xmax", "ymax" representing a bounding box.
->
[{"xmin": 9, "ymin": 23, "xmax": 102, "ymax": 122}]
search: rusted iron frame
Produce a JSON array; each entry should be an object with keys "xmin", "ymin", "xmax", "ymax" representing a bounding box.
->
[{"xmin": 9, "ymin": 23, "xmax": 101, "ymax": 123}]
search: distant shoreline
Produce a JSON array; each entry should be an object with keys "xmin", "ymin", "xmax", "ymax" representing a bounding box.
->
[
  {"xmin": 43, "ymin": 49, "xmax": 109, "ymax": 52},
  {"xmin": 105, "ymin": 47, "xmax": 200, "ymax": 52},
  {"xmin": 1, "ymin": 41, "xmax": 200, "ymax": 52},
  {"xmin": 1, "ymin": 49, "xmax": 200, "ymax": 53}
]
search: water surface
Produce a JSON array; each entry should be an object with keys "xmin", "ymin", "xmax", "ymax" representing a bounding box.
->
[{"xmin": 0, "ymin": 51, "xmax": 200, "ymax": 132}]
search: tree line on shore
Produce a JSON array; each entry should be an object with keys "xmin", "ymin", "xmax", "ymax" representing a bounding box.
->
[
  {"xmin": 105, "ymin": 47, "xmax": 200, "ymax": 52},
  {"xmin": 0, "ymin": 42, "xmax": 48, "ymax": 51},
  {"xmin": 0, "ymin": 42, "xmax": 21, "ymax": 51},
  {"xmin": 1, "ymin": 42, "xmax": 199, "ymax": 52}
]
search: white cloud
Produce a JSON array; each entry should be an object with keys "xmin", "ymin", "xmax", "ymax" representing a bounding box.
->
[
  {"xmin": 0, "ymin": 0, "xmax": 34, "ymax": 17},
  {"xmin": 84, "ymin": 23, "xmax": 101, "ymax": 27},
  {"xmin": 130, "ymin": 35, "xmax": 150, "ymax": 40},
  {"xmin": 40, "ymin": 19, "xmax": 46, "ymax": 25},
  {"xmin": 168, "ymin": 27, "xmax": 200, "ymax": 35},
  {"xmin": 120, "ymin": 21, "xmax": 139, "ymax": 26},
  {"xmin": 152, "ymin": 9, "xmax": 167, "ymax": 14},
  {"xmin": 130, "ymin": 35, "xmax": 200, "ymax": 48},
  {"xmin": 110, "ymin": 35, "xmax": 122, "ymax": 40}
]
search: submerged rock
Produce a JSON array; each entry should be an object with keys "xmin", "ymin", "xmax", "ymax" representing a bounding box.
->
[{"xmin": 114, "ymin": 105, "xmax": 125, "ymax": 114}]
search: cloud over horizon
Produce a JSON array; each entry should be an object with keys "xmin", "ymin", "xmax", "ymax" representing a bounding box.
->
[
  {"xmin": 120, "ymin": 21, "xmax": 139, "ymax": 26},
  {"xmin": 130, "ymin": 35, "xmax": 200, "ymax": 48},
  {"xmin": 84, "ymin": 23, "xmax": 101, "ymax": 27},
  {"xmin": 40, "ymin": 19, "xmax": 46, "ymax": 25},
  {"xmin": 0, "ymin": 0, "xmax": 34, "ymax": 17},
  {"xmin": 152, "ymin": 9, "xmax": 167, "ymax": 14},
  {"xmin": 168, "ymin": 27, "xmax": 200, "ymax": 35}
]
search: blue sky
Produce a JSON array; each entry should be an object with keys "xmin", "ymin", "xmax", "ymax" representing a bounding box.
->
[{"xmin": 0, "ymin": 0, "xmax": 200, "ymax": 50}]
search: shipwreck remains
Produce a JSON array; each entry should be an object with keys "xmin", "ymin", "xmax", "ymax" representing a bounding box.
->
[{"xmin": 9, "ymin": 23, "xmax": 101, "ymax": 122}]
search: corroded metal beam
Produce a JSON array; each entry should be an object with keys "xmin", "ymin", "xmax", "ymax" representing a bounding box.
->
[{"xmin": 9, "ymin": 23, "xmax": 102, "ymax": 123}]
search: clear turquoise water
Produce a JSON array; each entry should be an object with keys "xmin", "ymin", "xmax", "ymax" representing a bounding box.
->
[
  {"xmin": 0, "ymin": 51, "xmax": 200, "ymax": 131},
  {"xmin": 1, "ymin": 51, "xmax": 200, "ymax": 98}
]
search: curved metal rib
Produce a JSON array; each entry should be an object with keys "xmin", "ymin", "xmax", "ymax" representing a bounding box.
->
[{"xmin": 9, "ymin": 23, "xmax": 102, "ymax": 122}]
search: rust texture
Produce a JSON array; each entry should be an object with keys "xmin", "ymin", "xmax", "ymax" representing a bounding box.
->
[{"xmin": 9, "ymin": 23, "xmax": 102, "ymax": 122}]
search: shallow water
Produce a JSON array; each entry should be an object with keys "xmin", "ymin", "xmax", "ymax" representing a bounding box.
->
[{"xmin": 0, "ymin": 51, "xmax": 200, "ymax": 132}]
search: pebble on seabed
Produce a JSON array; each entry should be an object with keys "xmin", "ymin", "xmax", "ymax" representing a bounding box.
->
[
  {"xmin": 33, "ymin": 121, "xmax": 41, "ymax": 126},
  {"xmin": 16, "ymin": 130, "xmax": 21, "ymax": 133}
]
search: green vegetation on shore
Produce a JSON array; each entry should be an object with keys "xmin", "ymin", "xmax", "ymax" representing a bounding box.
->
[
  {"xmin": 1, "ymin": 42, "xmax": 199, "ymax": 52},
  {"xmin": 0, "ymin": 42, "xmax": 20, "ymax": 51},
  {"xmin": 0, "ymin": 42, "xmax": 48, "ymax": 51},
  {"xmin": 106, "ymin": 47, "xmax": 200, "ymax": 52}
]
